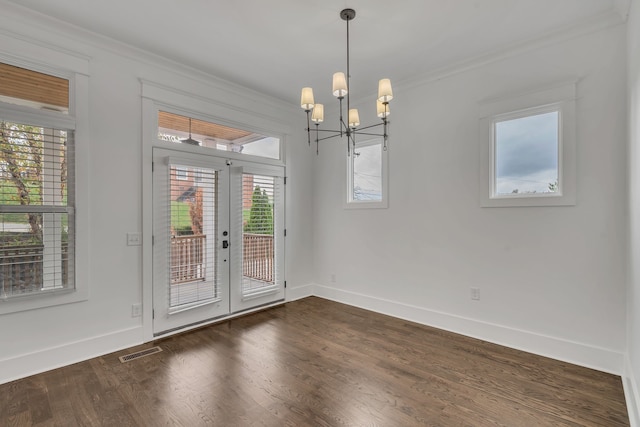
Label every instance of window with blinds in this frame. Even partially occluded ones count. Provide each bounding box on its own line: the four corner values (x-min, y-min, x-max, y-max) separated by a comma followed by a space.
0, 121, 74, 297
241, 173, 280, 297
0, 62, 75, 299
168, 164, 219, 310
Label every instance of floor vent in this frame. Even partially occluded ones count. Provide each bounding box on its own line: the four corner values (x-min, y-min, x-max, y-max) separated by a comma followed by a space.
119, 346, 162, 363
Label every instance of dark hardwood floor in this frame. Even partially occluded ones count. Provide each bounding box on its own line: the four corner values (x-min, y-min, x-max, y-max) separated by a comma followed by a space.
0, 297, 630, 426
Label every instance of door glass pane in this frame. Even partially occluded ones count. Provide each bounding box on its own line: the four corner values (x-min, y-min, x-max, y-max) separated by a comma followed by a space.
169, 164, 219, 310
0, 121, 74, 298
241, 174, 277, 296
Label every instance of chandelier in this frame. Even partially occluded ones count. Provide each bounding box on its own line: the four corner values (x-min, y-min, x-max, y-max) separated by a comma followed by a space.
300, 8, 393, 156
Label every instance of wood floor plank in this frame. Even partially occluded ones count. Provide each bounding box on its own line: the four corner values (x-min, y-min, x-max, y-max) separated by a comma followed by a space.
0, 297, 630, 426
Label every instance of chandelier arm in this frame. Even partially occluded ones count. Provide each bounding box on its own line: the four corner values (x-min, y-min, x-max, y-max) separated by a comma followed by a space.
339, 116, 351, 134
355, 122, 385, 132
315, 133, 346, 143
351, 131, 386, 137
338, 97, 344, 138
312, 129, 343, 134
383, 118, 389, 151
349, 129, 356, 157
305, 110, 311, 145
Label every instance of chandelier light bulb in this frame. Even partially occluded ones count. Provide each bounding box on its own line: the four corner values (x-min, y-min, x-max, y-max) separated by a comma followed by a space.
378, 78, 393, 103
301, 87, 315, 110
377, 100, 390, 118
311, 104, 324, 123
332, 72, 348, 98
348, 108, 360, 128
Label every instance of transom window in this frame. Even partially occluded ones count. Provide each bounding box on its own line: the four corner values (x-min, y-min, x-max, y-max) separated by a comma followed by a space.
157, 111, 280, 160
0, 62, 69, 113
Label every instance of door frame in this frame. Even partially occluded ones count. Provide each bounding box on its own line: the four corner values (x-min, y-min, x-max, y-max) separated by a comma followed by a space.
141, 85, 290, 342
151, 148, 286, 335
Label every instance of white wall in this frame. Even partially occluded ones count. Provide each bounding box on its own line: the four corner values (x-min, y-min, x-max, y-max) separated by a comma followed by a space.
313, 23, 628, 374
627, 0, 640, 423
0, 1, 632, 408
0, 3, 313, 383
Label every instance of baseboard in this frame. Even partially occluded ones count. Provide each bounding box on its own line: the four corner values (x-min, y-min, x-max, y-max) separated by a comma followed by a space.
286, 283, 315, 302
0, 326, 143, 385
624, 354, 640, 427
313, 284, 624, 375
0, 282, 317, 386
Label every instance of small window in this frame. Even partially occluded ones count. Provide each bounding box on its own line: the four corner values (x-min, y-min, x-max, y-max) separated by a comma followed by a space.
346, 139, 388, 208
157, 111, 281, 160
480, 82, 576, 207
175, 167, 188, 181
494, 109, 559, 196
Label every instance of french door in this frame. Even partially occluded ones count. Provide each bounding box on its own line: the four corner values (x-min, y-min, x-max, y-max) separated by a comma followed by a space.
152, 147, 284, 335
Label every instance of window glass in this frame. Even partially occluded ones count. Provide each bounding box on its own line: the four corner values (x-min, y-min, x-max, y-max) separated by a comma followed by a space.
352, 143, 383, 201
0, 120, 74, 298
494, 111, 559, 196
157, 111, 280, 160
347, 139, 387, 208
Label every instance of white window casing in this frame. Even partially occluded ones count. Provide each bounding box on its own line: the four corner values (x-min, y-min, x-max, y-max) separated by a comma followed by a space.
479, 81, 577, 207
0, 45, 89, 314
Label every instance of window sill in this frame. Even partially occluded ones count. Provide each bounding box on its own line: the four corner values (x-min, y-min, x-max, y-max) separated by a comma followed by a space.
481, 192, 576, 208
0, 287, 87, 315
344, 200, 389, 210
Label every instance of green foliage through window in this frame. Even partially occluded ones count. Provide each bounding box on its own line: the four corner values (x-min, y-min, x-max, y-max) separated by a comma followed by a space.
244, 186, 273, 235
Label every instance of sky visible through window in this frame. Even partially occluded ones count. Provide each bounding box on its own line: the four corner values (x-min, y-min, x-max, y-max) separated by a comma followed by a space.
241, 137, 280, 159
353, 143, 382, 201
495, 111, 558, 195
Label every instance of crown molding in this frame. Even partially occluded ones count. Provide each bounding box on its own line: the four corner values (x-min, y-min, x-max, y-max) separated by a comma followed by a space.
394, 8, 626, 94
0, 0, 297, 114
614, 0, 632, 21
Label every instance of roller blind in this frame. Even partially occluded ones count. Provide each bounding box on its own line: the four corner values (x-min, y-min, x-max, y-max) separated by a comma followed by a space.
0, 63, 69, 112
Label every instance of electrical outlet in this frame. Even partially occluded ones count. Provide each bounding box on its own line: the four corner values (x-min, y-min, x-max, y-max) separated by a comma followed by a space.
132, 303, 142, 317
331, 274, 336, 283
127, 232, 142, 246
470, 287, 480, 301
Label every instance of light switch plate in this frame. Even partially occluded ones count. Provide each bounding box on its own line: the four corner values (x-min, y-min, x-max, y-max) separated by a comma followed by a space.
127, 232, 142, 246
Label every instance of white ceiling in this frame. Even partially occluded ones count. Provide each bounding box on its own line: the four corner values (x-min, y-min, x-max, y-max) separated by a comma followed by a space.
5, 0, 626, 105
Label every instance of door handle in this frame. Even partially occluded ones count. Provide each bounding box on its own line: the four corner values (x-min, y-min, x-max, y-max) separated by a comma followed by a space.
222, 240, 229, 249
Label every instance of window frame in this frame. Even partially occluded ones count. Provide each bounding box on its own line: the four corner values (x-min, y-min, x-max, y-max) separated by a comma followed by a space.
175, 167, 188, 181
0, 53, 89, 314
345, 138, 389, 209
479, 81, 577, 208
